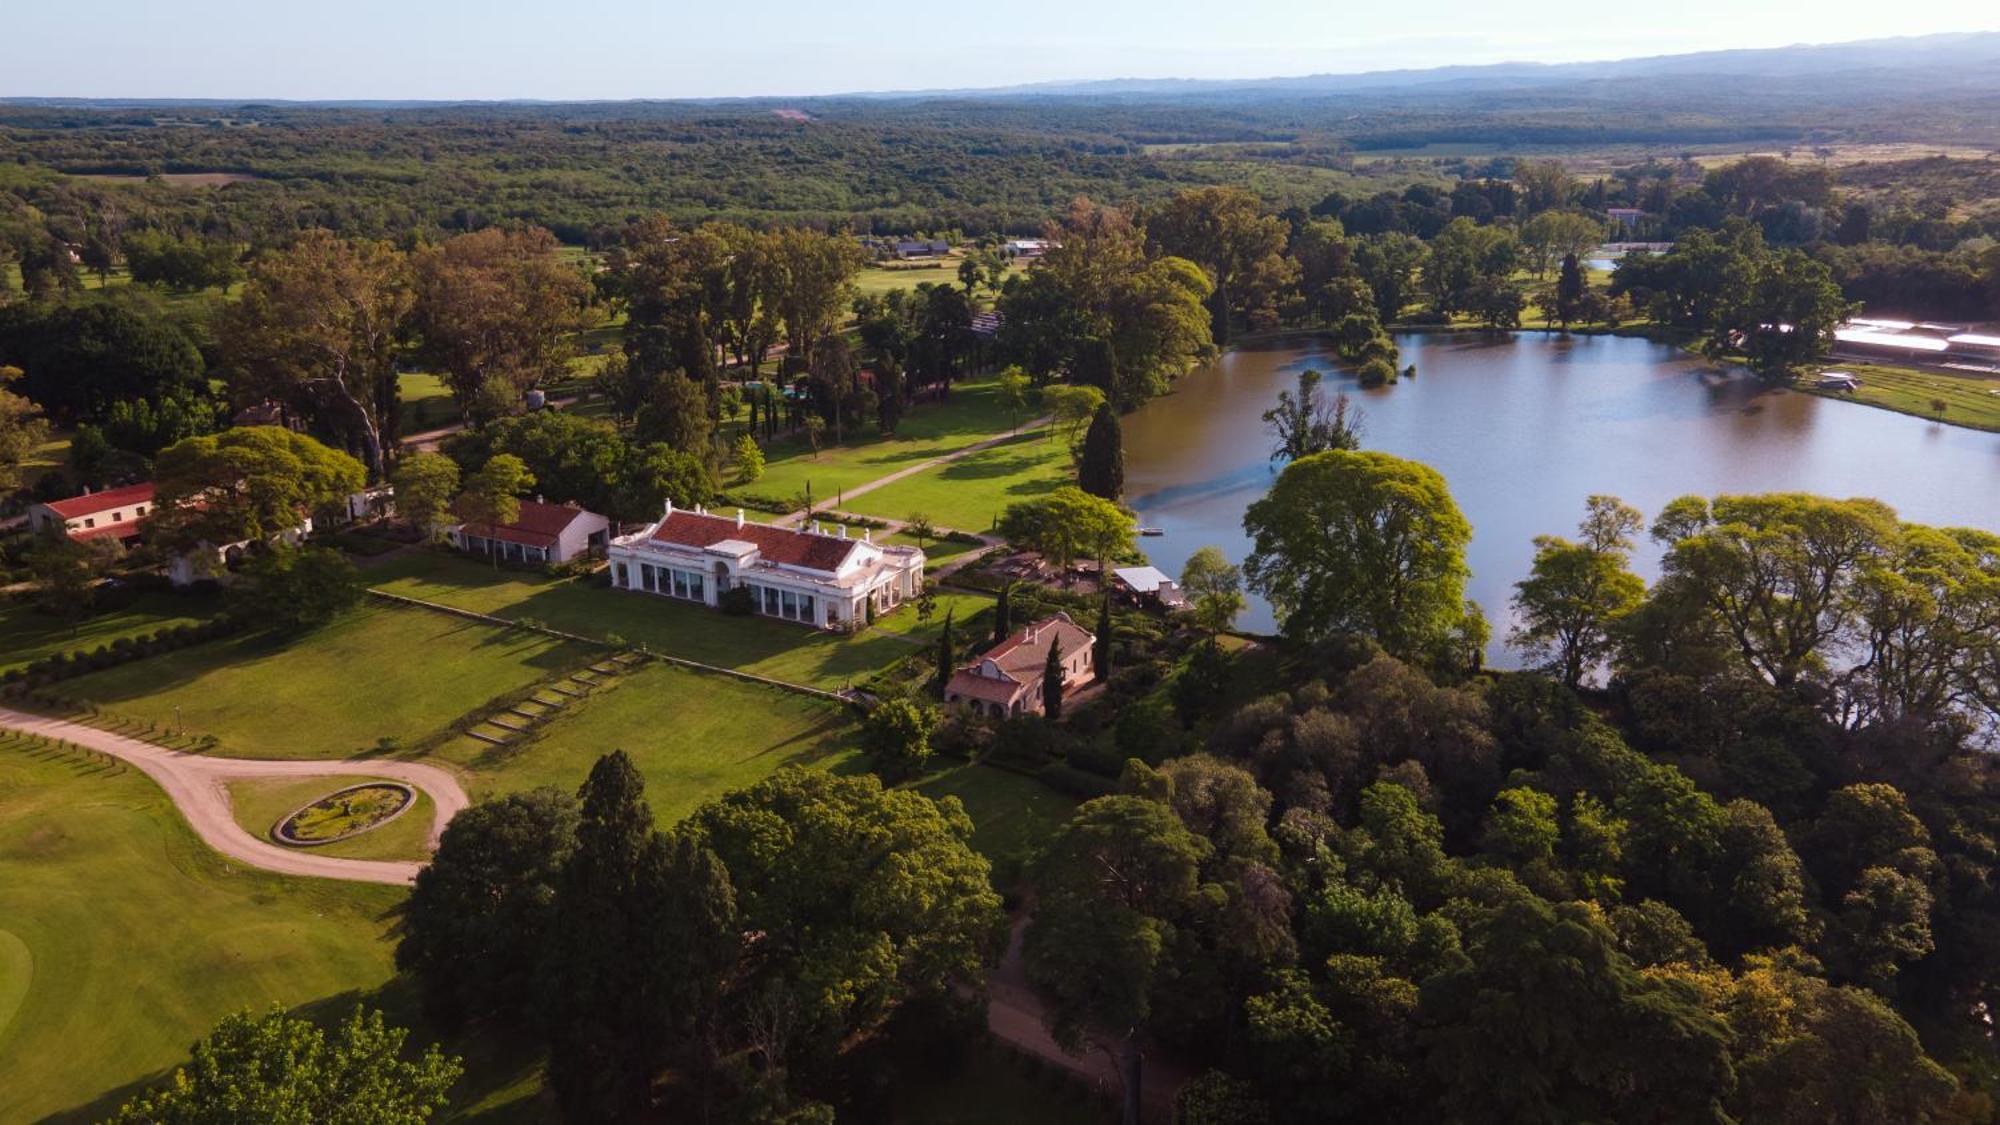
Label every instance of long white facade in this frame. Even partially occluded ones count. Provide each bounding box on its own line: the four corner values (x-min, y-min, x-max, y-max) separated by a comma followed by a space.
607, 503, 924, 631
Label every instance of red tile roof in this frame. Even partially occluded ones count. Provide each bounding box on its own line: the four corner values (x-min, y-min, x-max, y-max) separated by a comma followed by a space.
462, 500, 593, 548
68, 521, 144, 543
648, 510, 859, 573
946, 669, 1026, 705
42, 482, 156, 520
979, 613, 1093, 677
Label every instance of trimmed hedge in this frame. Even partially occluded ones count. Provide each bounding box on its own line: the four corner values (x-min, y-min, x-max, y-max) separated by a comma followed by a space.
1, 615, 248, 687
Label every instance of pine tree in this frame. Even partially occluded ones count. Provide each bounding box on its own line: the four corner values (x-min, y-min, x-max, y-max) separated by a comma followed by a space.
1043, 636, 1065, 719
1095, 597, 1114, 679
1077, 402, 1125, 501
935, 607, 956, 695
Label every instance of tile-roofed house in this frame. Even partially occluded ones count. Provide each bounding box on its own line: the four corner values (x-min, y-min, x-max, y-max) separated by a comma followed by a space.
607, 502, 924, 631
27, 482, 157, 545
944, 612, 1097, 718
450, 499, 611, 564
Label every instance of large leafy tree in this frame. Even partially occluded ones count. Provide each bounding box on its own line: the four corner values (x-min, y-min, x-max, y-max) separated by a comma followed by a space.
1026, 796, 1213, 1125
1147, 186, 1297, 343
1650, 493, 1899, 688
411, 225, 591, 422
0, 363, 49, 490
1180, 545, 1246, 635
398, 788, 579, 1027
0, 301, 206, 425
151, 426, 366, 552
112, 1007, 461, 1124
1510, 495, 1647, 689
1243, 450, 1471, 656
219, 231, 410, 479
997, 486, 1135, 575
239, 545, 361, 631
389, 451, 461, 541
685, 768, 1003, 1088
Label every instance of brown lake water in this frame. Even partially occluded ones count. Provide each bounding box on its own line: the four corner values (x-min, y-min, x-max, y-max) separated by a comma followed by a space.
1122, 331, 2000, 663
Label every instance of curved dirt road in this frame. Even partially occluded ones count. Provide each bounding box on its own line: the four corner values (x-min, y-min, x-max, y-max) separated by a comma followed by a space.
0, 706, 465, 885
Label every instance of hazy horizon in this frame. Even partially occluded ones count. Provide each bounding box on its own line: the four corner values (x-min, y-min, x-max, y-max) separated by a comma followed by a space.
7, 2, 2000, 102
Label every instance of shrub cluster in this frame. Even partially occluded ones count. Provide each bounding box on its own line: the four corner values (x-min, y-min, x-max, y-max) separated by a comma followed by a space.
1, 615, 245, 686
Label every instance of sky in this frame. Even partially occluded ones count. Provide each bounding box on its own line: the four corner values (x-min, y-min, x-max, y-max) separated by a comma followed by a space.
6, 1, 1999, 100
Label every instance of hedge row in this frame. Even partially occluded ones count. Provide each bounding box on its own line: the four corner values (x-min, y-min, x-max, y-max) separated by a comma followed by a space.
2, 615, 247, 687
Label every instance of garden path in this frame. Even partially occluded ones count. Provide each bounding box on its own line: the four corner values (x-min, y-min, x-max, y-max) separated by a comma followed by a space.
0, 706, 467, 885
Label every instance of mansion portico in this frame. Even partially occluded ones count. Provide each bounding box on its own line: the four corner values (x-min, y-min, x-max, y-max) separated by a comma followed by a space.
607, 503, 925, 631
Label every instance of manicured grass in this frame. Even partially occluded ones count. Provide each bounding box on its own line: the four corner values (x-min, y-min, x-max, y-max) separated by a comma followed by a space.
440, 661, 863, 822
1802, 362, 2000, 432
915, 763, 1077, 883
741, 374, 1051, 510
0, 737, 402, 1123
365, 552, 991, 691
60, 603, 593, 759
225, 776, 436, 862
840, 430, 1072, 533
0, 591, 226, 675
398, 371, 461, 435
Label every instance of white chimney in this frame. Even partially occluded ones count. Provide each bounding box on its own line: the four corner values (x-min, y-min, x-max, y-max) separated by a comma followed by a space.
839, 526, 848, 539
736, 508, 745, 528
663, 499, 674, 519
863, 529, 871, 544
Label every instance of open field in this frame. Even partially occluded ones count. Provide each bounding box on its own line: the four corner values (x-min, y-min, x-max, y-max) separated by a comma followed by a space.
438, 660, 862, 821
365, 552, 993, 690
736, 374, 1052, 512
58, 603, 593, 758
1805, 362, 2000, 432
839, 430, 1072, 533
0, 591, 226, 675
0, 736, 402, 1123
69, 171, 262, 187
225, 775, 437, 863
398, 370, 461, 434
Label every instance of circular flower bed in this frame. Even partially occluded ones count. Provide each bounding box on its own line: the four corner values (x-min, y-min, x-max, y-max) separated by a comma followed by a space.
271, 782, 417, 847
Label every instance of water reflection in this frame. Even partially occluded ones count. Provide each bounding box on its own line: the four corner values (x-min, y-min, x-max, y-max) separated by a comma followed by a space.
1123, 331, 2000, 664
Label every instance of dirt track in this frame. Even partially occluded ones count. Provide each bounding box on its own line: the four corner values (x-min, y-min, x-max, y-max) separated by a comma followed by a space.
0, 706, 466, 885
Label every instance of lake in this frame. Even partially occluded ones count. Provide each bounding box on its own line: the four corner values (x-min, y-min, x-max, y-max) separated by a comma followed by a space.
1122, 331, 2000, 663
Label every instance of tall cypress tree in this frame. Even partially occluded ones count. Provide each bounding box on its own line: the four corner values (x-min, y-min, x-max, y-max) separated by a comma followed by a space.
1043, 636, 1065, 719
994, 582, 1013, 644
935, 607, 956, 695
1077, 402, 1125, 501
1095, 597, 1113, 679
1555, 253, 1586, 330
545, 751, 666, 1122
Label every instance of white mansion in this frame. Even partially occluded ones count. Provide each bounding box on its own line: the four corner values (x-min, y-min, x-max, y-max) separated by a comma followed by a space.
607, 503, 925, 630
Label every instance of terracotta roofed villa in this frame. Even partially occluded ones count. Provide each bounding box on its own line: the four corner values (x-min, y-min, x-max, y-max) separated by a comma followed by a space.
945, 611, 1096, 717
27, 482, 157, 544
607, 502, 924, 630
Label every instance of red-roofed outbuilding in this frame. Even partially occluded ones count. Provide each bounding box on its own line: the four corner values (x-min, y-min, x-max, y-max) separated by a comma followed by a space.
28, 483, 157, 545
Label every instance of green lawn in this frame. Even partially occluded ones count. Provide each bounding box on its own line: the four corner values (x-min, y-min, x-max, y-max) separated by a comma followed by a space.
0, 737, 403, 1123
438, 661, 863, 823
739, 374, 1051, 511
59, 603, 594, 759
915, 763, 1077, 886
225, 776, 437, 862
839, 430, 1072, 533
0, 592, 226, 675
1803, 362, 2000, 432
399, 371, 461, 435
364, 552, 991, 691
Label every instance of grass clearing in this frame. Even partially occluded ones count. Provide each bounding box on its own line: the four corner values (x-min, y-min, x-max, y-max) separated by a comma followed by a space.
398, 370, 461, 434
839, 430, 1072, 533
0, 737, 402, 1123
892, 1039, 1110, 1124
225, 776, 436, 862
441, 661, 863, 822
915, 763, 1077, 883
59, 603, 593, 759
0, 591, 226, 675
365, 552, 992, 690
1804, 362, 2000, 432
738, 374, 1050, 510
